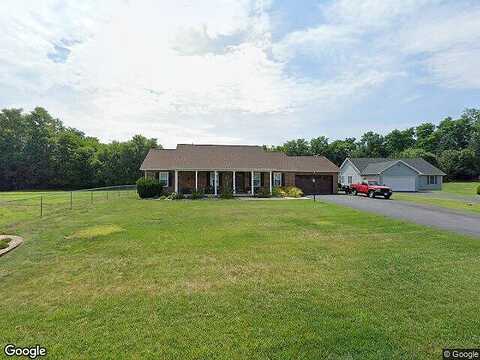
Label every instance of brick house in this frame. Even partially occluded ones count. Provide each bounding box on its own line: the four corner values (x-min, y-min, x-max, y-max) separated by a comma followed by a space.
140, 144, 339, 196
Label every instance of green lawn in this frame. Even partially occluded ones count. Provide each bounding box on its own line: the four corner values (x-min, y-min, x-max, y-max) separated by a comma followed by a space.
395, 194, 480, 215
393, 182, 480, 215
1, 194, 479, 359
442, 181, 480, 196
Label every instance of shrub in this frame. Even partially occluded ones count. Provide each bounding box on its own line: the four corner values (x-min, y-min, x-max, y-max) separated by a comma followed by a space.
191, 189, 205, 199
271, 186, 283, 197
165, 192, 176, 200
175, 192, 185, 200
220, 186, 234, 199
285, 186, 303, 198
272, 186, 287, 197
256, 187, 271, 198
136, 178, 162, 199
166, 192, 184, 200
0, 238, 11, 250
477, 185, 480, 195
271, 186, 303, 198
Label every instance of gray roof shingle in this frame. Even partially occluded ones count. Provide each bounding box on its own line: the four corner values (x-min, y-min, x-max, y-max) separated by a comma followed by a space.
348, 157, 445, 175
400, 158, 446, 175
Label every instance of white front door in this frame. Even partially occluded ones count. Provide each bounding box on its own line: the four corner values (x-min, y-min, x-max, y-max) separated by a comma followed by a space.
382, 176, 416, 192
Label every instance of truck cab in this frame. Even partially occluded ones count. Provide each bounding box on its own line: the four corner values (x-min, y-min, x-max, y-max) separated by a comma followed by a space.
350, 180, 392, 199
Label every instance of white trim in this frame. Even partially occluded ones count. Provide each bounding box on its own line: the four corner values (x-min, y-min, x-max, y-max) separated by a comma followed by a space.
253, 172, 261, 189
273, 172, 282, 187
269, 171, 272, 194
251, 171, 254, 195
174, 170, 178, 193
340, 158, 361, 174
195, 171, 198, 190
233, 171, 236, 195
159, 171, 169, 187
214, 170, 218, 196
142, 168, 339, 173
379, 160, 421, 175
339, 158, 445, 177
427, 175, 438, 185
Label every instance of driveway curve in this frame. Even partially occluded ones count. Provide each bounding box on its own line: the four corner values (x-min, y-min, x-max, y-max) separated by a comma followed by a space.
318, 195, 480, 238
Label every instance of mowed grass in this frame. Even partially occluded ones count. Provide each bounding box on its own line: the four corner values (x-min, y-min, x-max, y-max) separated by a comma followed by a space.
395, 194, 480, 214
1, 195, 479, 359
442, 181, 480, 196
394, 182, 480, 215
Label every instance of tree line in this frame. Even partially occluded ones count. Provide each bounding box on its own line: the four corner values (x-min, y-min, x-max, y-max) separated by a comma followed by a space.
269, 108, 480, 180
1, 107, 479, 191
0, 107, 157, 190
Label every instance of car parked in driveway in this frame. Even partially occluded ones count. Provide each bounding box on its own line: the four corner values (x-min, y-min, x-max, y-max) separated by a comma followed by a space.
350, 181, 393, 199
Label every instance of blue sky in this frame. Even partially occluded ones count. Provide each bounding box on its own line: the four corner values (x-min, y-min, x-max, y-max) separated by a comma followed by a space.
1, 0, 479, 147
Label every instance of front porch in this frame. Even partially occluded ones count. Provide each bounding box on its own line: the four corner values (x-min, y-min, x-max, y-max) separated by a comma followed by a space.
145, 170, 277, 196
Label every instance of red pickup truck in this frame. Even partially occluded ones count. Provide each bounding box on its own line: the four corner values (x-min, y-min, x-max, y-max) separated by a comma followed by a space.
350, 181, 393, 199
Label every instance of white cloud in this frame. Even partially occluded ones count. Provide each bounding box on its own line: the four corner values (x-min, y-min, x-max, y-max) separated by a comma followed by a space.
0, 0, 479, 146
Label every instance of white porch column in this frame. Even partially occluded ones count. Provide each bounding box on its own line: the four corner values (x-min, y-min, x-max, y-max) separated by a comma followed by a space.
269, 171, 272, 194
233, 171, 236, 195
174, 170, 178, 193
144, 171, 147, 179
195, 171, 198, 191
214, 171, 218, 196
251, 171, 254, 195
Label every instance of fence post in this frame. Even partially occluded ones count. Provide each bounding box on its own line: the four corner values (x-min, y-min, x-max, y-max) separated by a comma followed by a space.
70, 192, 73, 210
40, 196, 43, 217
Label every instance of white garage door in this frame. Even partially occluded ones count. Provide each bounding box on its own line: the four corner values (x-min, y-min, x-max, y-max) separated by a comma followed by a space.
382, 176, 416, 192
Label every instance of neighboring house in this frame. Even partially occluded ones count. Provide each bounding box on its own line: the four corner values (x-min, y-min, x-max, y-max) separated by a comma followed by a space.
140, 144, 339, 196
340, 158, 446, 192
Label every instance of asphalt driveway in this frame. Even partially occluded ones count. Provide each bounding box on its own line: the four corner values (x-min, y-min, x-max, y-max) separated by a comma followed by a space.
318, 194, 480, 238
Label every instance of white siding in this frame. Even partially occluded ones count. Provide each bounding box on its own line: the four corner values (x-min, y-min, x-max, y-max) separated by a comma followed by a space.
417, 175, 443, 190
340, 161, 362, 185
364, 175, 380, 183
381, 162, 418, 191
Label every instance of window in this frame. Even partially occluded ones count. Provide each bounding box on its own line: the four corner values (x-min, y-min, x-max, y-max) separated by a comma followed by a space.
348, 176, 353, 184
253, 172, 261, 188
159, 172, 169, 187
273, 172, 282, 187
209, 172, 219, 187
341, 176, 345, 184
427, 175, 437, 185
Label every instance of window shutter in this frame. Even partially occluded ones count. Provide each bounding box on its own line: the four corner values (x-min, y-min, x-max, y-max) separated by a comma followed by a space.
168, 171, 173, 187
281, 173, 285, 186
260, 173, 264, 187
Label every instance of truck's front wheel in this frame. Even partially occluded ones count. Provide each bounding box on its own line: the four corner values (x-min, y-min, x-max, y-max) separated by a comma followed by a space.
368, 191, 375, 198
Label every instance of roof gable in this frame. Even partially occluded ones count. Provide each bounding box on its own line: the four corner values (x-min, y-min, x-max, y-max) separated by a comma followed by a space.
347, 157, 445, 176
